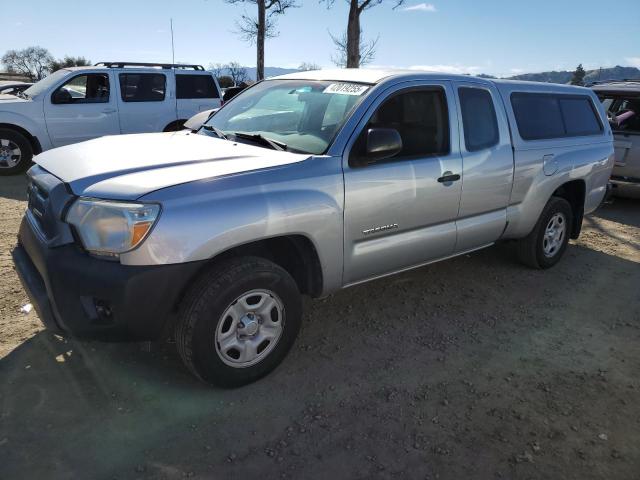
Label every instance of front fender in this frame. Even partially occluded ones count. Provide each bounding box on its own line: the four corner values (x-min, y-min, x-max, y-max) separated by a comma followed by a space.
122, 157, 345, 294
0, 108, 51, 151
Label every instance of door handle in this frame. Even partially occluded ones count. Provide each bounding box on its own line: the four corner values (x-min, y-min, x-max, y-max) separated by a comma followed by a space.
102, 108, 117, 114
437, 172, 461, 183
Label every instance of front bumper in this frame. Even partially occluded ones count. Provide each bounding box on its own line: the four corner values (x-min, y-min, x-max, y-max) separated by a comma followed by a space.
13, 217, 205, 340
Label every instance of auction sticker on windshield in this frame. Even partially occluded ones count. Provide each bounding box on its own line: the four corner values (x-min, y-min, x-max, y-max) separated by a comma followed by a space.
323, 83, 369, 95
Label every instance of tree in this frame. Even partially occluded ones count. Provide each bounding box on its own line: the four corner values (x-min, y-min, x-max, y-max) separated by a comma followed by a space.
298, 62, 321, 71
1, 46, 53, 80
226, 61, 249, 85
225, 0, 298, 81
323, 1, 404, 68
330, 30, 378, 67
209, 62, 226, 79
49, 56, 91, 73
570, 64, 586, 86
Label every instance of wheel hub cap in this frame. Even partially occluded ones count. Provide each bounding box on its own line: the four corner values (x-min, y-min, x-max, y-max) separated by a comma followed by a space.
215, 289, 285, 368
0, 139, 21, 168
543, 212, 566, 258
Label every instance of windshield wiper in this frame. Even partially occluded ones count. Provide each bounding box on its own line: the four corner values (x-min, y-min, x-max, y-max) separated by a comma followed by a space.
232, 132, 287, 151
201, 124, 229, 140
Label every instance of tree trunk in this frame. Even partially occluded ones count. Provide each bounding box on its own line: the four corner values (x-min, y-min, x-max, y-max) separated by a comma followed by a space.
346, 0, 360, 68
257, 0, 266, 81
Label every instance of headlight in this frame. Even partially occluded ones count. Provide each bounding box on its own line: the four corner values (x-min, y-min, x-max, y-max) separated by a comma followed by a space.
66, 198, 161, 256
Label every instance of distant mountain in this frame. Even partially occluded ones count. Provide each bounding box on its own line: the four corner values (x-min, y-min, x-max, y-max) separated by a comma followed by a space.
212, 66, 300, 81
506, 65, 640, 84
214, 65, 640, 85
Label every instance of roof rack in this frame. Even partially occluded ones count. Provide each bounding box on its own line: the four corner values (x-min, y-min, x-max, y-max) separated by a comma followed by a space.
95, 62, 205, 71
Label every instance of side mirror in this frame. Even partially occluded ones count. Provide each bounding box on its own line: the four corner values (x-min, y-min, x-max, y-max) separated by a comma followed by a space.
366, 128, 402, 161
52, 88, 72, 104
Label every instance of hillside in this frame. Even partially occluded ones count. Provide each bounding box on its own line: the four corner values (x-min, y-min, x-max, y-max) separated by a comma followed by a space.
506, 65, 640, 84
217, 65, 640, 85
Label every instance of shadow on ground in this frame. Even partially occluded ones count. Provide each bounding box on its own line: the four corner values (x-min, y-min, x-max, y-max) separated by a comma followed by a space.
2, 235, 639, 479
0, 174, 28, 201
593, 197, 640, 229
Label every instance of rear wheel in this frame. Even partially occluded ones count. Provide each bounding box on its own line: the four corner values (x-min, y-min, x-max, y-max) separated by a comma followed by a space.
0, 128, 33, 176
175, 256, 302, 387
517, 196, 573, 269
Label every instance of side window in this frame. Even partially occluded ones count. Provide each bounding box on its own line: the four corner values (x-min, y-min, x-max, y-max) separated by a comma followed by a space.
512, 93, 603, 140
119, 73, 166, 102
559, 97, 602, 136
176, 74, 219, 99
511, 93, 565, 140
459, 87, 499, 151
51, 74, 110, 104
351, 88, 450, 164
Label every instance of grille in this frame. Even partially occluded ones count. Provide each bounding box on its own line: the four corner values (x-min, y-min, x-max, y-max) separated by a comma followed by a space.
25, 166, 74, 245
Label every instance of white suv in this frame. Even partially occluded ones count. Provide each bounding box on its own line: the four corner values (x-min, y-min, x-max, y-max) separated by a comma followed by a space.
0, 62, 222, 175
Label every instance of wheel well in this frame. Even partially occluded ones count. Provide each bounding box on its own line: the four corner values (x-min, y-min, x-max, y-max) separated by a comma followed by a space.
552, 180, 585, 239
216, 236, 324, 297
163, 120, 186, 132
0, 123, 42, 154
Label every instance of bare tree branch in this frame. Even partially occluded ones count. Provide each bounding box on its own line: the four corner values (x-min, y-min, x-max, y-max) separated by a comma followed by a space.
226, 61, 249, 85
320, 0, 403, 68
330, 30, 378, 67
225, 0, 298, 80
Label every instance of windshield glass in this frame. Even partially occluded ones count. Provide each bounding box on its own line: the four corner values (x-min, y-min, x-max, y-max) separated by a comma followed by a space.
23, 69, 70, 98
202, 79, 371, 154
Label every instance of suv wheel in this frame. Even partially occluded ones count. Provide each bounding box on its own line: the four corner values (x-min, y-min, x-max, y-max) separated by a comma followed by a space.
517, 196, 573, 269
176, 256, 302, 387
0, 128, 33, 176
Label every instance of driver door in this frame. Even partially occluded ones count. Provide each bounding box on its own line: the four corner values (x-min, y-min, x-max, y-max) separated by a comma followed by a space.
342, 82, 463, 285
44, 71, 120, 147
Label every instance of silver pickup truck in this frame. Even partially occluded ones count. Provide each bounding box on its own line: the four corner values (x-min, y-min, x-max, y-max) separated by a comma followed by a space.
13, 69, 614, 386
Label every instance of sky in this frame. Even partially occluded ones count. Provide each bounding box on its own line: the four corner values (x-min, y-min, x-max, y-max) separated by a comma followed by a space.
4, 0, 640, 77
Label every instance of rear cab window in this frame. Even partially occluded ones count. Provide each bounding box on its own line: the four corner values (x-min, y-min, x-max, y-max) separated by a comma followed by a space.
511, 92, 603, 140
119, 73, 166, 102
176, 74, 220, 99
458, 87, 499, 151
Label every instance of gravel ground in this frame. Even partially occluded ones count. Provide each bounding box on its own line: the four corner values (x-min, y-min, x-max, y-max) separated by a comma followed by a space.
1, 173, 639, 480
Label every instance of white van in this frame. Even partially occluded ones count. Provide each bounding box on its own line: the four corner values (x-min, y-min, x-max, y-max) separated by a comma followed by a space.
0, 62, 222, 174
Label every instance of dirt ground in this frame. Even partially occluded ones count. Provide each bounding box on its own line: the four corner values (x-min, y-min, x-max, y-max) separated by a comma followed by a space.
1, 173, 639, 480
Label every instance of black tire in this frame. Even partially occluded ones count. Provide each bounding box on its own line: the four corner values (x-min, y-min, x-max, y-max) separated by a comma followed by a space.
517, 196, 573, 269
176, 256, 302, 387
0, 128, 33, 176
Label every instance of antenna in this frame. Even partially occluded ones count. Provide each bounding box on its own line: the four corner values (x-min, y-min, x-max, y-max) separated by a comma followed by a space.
170, 18, 176, 65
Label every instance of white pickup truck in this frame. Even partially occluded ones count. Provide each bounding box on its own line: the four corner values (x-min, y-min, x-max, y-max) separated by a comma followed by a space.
0, 62, 222, 175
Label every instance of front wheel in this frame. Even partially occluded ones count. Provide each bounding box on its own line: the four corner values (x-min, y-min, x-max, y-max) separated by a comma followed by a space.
517, 197, 573, 269
175, 256, 302, 387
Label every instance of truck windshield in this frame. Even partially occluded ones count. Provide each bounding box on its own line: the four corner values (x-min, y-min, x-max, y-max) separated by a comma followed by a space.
202, 79, 371, 154
23, 69, 70, 98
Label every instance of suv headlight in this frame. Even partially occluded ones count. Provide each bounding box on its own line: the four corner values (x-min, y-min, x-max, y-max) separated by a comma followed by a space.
66, 198, 161, 256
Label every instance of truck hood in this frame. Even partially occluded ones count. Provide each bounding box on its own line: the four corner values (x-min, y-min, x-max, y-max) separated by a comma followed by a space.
35, 132, 311, 200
